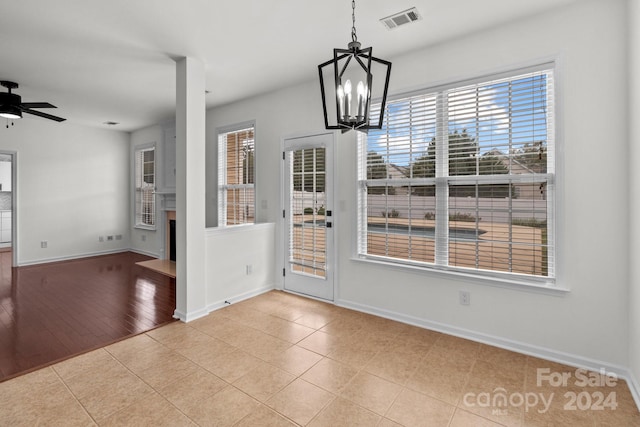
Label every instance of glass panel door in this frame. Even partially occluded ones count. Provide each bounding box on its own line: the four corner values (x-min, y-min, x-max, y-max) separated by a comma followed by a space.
283, 133, 334, 300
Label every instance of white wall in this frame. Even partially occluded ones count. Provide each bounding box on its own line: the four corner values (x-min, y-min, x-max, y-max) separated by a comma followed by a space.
0, 119, 130, 265
338, 0, 630, 367
204, 82, 320, 315
205, 81, 324, 228
207, 0, 631, 373
205, 223, 275, 309
628, 0, 640, 399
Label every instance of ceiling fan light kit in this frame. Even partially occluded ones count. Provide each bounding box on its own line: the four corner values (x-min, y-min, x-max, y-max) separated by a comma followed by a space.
0, 105, 22, 120
0, 80, 66, 127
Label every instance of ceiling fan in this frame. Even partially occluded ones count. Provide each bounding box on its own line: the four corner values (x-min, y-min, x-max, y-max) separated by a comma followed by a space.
0, 80, 66, 125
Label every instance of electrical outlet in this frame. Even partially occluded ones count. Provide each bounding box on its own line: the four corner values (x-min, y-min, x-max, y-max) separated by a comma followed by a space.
41, 241, 48, 249
115, 234, 122, 240
459, 290, 471, 306
99, 236, 104, 242
107, 235, 114, 241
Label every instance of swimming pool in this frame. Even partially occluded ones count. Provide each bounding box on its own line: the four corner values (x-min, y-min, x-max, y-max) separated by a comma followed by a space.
367, 223, 484, 239
301, 220, 484, 240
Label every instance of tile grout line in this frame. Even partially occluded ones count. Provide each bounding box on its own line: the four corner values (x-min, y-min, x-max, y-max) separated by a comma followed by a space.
100, 335, 205, 426
64, 293, 640, 425
50, 364, 100, 426
223, 303, 347, 425
139, 322, 311, 426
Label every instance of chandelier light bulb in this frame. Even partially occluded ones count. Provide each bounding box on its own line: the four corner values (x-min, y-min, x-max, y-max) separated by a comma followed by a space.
337, 85, 345, 118
344, 80, 352, 118
357, 81, 365, 118
344, 79, 352, 95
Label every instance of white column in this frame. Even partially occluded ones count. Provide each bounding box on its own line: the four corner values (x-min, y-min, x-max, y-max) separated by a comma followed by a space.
174, 57, 207, 321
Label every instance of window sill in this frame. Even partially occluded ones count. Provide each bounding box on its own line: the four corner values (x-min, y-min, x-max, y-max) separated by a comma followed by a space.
134, 224, 156, 231
206, 222, 273, 236
351, 255, 569, 296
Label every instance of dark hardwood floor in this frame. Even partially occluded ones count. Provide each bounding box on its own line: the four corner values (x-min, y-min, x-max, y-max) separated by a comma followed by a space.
0, 251, 176, 382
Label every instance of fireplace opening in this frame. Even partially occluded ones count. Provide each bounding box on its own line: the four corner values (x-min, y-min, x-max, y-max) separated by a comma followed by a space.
166, 210, 176, 262
169, 219, 176, 261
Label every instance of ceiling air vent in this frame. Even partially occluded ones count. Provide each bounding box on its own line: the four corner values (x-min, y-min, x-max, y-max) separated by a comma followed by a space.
380, 7, 422, 30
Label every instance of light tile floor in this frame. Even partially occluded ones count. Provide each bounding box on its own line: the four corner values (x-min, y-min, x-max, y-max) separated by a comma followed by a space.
1, 290, 638, 426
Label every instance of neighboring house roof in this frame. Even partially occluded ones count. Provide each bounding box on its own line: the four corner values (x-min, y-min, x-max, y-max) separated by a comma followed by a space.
387, 163, 409, 179
482, 149, 538, 174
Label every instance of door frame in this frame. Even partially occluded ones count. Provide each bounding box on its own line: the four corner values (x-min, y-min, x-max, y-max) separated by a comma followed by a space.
279, 130, 337, 301
0, 150, 17, 267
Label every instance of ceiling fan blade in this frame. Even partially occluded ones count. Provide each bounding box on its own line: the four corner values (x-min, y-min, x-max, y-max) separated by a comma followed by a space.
21, 108, 66, 122
21, 102, 57, 109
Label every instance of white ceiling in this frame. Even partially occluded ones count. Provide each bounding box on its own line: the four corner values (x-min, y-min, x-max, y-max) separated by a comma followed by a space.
1, 0, 578, 132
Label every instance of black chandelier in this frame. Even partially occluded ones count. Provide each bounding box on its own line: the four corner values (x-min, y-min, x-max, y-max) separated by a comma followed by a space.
318, 0, 391, 131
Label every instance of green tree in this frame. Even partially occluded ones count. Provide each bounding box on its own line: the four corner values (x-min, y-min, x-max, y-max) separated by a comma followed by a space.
411, 129, 480, 179
367, 151, 387, 179
366, 151, 395, 195
512, 141, 547, 173
409, 129, 510, 197
449, 129, 478, 176
411, 139, 436, 179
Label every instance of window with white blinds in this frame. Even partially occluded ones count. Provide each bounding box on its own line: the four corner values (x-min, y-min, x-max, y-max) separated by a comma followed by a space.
358, 64, 555, 283
218, 125, 255, 226
134, 146, 155, 228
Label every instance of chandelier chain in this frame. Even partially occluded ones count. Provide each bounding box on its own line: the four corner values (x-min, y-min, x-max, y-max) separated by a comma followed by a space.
351, 0, 357, 42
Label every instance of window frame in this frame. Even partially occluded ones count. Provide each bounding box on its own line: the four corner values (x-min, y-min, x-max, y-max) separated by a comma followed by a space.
217, 122, 256, 227
356, 63, 558, 289
133, 143, 156, 230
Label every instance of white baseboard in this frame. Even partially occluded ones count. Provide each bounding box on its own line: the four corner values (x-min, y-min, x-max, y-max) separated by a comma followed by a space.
17, 248, 129, 266
627, 370, 640, 413
336, 297, 640, 411
173, 307, 209, 323
173, 285, 275, 323
129, 248, 161, 258
206, 285, 275, 313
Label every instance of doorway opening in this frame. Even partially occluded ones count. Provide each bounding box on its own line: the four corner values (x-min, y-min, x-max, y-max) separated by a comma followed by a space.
0, 152, 15, 267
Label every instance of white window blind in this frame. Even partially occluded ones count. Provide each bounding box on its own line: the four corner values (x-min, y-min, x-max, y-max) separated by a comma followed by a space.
358, 65, 555, 282
218, 125, 255, 226
135, 147, 155, 227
